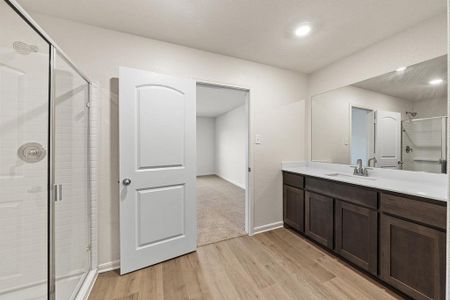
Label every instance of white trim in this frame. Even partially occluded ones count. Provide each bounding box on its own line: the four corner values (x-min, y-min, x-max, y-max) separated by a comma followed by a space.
98, 260, 120, 273
252, 221, 284, 235
75, 269, 98, 300
215, 174, 246, 190
196, 173, 216, 176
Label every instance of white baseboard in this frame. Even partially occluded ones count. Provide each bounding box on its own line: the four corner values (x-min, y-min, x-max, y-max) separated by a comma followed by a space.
98, 260, 120, 273
196, 172, 216, 177
215, 174, 246, 189
76, 269, 98, 300
252, 221, 284, 235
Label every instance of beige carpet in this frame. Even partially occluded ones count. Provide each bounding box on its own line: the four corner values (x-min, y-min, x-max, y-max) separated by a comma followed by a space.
197, 175, 246, 246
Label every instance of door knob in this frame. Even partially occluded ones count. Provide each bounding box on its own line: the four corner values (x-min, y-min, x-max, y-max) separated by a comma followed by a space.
122, 178, 131, 186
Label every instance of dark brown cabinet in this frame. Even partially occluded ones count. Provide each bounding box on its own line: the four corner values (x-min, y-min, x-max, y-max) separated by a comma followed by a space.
335, 199, 377, 275
380, 192, 447, 300
305, 191, 334, 249
380, 214, 446, 300
283, 172, 447, 300
283, 185, 304, 232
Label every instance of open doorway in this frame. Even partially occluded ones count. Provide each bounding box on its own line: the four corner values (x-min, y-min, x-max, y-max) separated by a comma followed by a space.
351, 106, 374, 166
196, 83, 249, 246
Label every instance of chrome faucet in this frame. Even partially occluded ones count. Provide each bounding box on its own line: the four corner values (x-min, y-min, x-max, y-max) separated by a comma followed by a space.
368, 157, 377, 167
351, 158, 371, 176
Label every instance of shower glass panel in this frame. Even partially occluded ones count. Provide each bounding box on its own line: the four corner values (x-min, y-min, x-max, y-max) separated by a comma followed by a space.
53, 51, 90, 299
402, 117, 448, 173
0, 1, 50, 299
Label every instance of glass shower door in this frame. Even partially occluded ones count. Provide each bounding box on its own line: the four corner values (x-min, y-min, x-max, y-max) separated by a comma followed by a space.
0, 1, 50, 299
53, 51, 90, 299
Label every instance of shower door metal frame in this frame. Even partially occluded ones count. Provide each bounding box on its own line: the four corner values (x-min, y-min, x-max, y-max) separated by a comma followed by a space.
50, 48, 93, 300
3, 1, 94, 299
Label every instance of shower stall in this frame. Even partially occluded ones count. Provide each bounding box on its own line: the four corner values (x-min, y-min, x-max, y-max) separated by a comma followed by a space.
0, 1, 93, 299
401, 116, 448, 173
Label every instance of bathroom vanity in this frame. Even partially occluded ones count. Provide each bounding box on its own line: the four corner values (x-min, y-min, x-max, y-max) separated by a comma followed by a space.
282, 163, 447, 300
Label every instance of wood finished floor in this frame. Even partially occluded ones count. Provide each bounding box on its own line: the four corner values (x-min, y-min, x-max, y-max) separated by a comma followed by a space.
89, 228, 403, 300
197, 175, 246, 246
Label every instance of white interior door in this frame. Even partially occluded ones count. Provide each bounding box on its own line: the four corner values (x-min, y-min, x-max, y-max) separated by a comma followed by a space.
119, 67, 196, 274
375, 110, 401, 169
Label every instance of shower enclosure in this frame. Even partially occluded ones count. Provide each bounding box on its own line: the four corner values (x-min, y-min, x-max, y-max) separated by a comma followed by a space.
401, 116, 448, 173
0, 1, 92, 299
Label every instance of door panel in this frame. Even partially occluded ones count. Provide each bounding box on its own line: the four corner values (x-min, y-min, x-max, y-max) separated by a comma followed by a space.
305, 191, 334, 249
53, 51, 91, 300
380, 214, 446, 300
136, 185, 185, 247
335, 200, 377, 275
119, 67, 196, 274
136, 85, 185, 168
283, 184, 304, 232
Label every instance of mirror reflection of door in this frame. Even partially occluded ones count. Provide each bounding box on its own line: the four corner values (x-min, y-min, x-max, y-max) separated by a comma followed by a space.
351, 107, 374, 166
374, 111, 401, 169
351, 108, 401, 169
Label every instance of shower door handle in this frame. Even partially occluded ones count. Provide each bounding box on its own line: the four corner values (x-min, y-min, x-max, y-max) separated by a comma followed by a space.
54, 184, 63, 201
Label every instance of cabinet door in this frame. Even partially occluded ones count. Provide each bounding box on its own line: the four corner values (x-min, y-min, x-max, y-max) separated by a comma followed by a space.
283, 185, 304, 232
305, 191, 333, 249
335, 200, 377, 275
380, 214, 446, 300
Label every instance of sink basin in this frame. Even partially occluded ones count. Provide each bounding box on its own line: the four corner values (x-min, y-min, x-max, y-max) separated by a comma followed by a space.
325, 173, 376, 181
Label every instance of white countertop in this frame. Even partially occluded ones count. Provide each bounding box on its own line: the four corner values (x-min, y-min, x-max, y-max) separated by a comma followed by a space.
282, 161, 448, 203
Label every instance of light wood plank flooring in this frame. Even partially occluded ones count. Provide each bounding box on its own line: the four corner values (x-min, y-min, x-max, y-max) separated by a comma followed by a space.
197, 175, 246, 246
89, 228, 403, 300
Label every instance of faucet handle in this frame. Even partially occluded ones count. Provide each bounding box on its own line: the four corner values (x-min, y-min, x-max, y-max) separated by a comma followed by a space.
363, 167, 373, 176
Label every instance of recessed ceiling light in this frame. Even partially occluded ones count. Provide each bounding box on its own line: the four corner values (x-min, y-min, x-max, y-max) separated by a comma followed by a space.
429, 78, 444, 85
396, 66, 407, 72
294, 24, 312, 38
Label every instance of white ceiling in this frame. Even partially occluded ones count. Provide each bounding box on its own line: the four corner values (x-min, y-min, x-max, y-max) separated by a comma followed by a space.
353, 55, 448, 102
18, 0, 446, 73
196, 84, 247, 117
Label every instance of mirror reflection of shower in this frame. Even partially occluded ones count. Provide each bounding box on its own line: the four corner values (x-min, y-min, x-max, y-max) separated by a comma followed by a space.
401, 116, 447, 174
405, 111, 418, 119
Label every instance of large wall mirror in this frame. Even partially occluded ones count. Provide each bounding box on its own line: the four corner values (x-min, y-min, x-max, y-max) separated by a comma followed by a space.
311, 55, 448, 173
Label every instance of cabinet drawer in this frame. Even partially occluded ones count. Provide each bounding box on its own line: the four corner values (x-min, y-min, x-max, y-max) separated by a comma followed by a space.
283, 172, 304, 189
381, 193, 446, 230
305, 177, 377, 209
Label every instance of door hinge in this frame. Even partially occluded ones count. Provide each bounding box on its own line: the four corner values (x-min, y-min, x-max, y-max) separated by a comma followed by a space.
248, 167, 251, 172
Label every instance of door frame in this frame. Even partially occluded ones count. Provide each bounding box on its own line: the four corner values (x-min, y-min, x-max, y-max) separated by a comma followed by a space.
195, 80, 254, 235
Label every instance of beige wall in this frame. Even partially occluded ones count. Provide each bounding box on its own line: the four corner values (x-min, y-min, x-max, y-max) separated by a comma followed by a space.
30, 13, 308, 266
311, 86, 412, 164
307, 13, 448, 160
